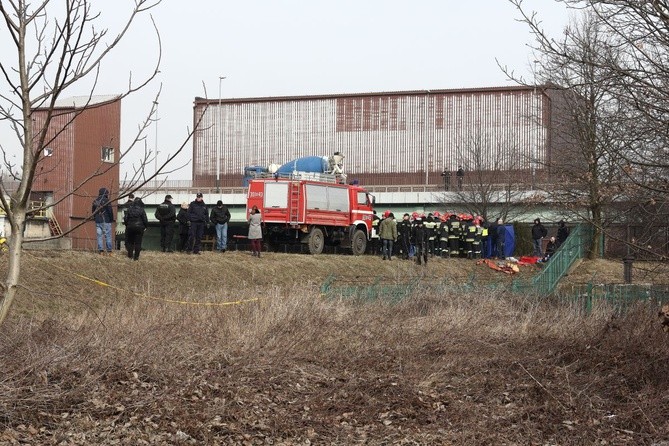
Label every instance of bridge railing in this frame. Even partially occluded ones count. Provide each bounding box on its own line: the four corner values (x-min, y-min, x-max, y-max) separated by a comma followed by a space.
121, 180, 545, 195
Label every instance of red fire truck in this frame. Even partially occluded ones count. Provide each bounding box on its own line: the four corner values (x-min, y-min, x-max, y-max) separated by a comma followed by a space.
246, 174, 375, 254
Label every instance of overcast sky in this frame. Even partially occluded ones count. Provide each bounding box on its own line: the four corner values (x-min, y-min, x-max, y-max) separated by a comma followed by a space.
2, 0, 574, 181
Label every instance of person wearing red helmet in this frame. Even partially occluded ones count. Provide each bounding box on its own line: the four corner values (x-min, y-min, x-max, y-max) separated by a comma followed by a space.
438, 214, 450, 258
425, 213, 438, 258
473, 217, 484, 259
463, 215, 476, 259
447, 213, 462, 258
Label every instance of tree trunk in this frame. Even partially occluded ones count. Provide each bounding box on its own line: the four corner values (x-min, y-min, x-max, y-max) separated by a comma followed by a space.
588, 204, 602, 260
0, 214, 25, 325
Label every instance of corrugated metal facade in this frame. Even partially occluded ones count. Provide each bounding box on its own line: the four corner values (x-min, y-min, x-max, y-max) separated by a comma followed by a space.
192, 86, 554, 187
32, 98, 121, 250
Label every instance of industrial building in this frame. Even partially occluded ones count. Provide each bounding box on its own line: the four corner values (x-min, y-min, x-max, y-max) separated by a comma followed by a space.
192, 86, 570, 188
30, 95, 121, 249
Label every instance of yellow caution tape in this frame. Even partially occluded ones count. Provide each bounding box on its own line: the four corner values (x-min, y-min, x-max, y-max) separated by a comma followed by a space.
26, 251, 260, 307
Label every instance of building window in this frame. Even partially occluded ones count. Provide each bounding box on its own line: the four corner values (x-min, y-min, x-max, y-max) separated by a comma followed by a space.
43, 147, 53, 157
101, 146, 114, 163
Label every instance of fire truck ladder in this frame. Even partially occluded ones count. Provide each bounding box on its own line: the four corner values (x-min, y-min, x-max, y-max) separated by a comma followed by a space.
289, 181, 300, 224
46, 209, 63, 236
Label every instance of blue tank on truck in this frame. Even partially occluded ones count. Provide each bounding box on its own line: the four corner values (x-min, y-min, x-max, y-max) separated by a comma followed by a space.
276, 156, 329, 175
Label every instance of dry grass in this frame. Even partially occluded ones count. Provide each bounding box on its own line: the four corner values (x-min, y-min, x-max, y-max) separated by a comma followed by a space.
0, 251, 668, 445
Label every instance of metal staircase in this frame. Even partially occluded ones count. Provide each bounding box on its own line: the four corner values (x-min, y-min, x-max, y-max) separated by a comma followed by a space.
46, 209, 63, 236
513, 224, 594, 295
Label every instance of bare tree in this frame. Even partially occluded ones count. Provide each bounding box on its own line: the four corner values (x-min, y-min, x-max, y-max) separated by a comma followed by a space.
0, 0, 196, 325
507, 1, 669, 262
445, 131, 530, 224
505, 5, 633, 258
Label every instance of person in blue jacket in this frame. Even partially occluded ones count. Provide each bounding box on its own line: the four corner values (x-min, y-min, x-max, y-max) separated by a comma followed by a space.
91, 187, 114, 254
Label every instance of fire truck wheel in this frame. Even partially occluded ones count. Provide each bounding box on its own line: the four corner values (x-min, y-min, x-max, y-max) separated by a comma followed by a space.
308, 227, 325, 255
351, 229, 367, 256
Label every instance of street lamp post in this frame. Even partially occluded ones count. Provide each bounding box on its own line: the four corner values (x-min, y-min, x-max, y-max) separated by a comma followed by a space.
532, 60, 539, 190
217, 76, 226, 192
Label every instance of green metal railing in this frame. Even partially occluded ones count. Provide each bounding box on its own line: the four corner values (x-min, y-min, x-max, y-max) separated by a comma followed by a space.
559, 282, 669, 314
320, 226, 666, 314
320, 274, 420, 302
513, 224, 594, 295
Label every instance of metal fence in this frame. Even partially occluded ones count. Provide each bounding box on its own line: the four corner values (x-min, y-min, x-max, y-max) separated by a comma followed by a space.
557, 282, 669, 314
320, 274, 421, 302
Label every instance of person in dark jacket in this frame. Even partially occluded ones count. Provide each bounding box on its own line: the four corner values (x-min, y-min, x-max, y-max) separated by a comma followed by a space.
412, 218, 428, 266
210, 200, 231, 252
154, 194, 177, 252
556, 220, 570, 248
495, 218, 506, 260
92, 187, 114, 254
370, 210, 381, 254
456, 166, 465, 191
117, 193, 134, 251
397, 213, 412, 260
531, 218, 548, 257
187, 193, 209, 254
424, 213, 438, 257
121, 193, 134, 217
176, 202, 190, 252
542, 236, 557, 262
447, 214, 462, 258
123, 197, 148, 260
488, 218, 498, 258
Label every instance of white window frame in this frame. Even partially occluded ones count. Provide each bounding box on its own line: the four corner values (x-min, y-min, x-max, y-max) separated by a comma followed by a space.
101, 146, 114, 163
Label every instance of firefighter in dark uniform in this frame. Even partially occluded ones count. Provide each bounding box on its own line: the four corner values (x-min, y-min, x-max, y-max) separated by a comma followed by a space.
463, 215, 476, 259
473, 217, 483, 259
412, 217, 428, 266
447, 213, 461, 258
480, 217, 489, 258
432, 211, 442, 256
439, 214, 450, 258
370, 210, 380, 254
397, 213, 412, 260
424, 213, 438, 257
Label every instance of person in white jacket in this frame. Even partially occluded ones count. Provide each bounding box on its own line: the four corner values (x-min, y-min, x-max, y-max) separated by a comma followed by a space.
248, 205, 263, 257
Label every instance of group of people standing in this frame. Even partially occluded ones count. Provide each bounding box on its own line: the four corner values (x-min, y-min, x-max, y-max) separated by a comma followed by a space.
92, 189, 261, 261
156, 193, 232, 256
372, 211, 571, 265
92, 187, 571, 264
116, 192, 262, 260
112, 192, 225, 260
372, 211, 500, 266
532, 218, 570, 262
